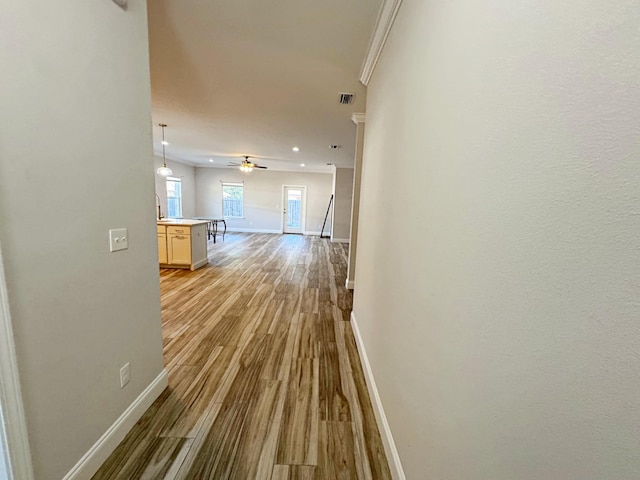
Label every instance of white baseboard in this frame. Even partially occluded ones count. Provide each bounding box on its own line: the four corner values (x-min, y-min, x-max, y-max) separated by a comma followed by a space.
192, 258, 209, 270
225, 228, 329, 236
350, 312, 406, 480
345, 279, 355, 289
226, 227, 282, 234
331, 238, 350, 243
62, 369, 169, 480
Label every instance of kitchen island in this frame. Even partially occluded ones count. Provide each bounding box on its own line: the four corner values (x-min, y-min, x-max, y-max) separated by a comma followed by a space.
157, 219, 209, 270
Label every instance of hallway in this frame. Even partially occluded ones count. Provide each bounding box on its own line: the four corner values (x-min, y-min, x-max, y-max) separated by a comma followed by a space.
93, 233, 391, 479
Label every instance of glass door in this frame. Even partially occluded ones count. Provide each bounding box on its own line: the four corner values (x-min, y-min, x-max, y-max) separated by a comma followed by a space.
283, 186, 305, 234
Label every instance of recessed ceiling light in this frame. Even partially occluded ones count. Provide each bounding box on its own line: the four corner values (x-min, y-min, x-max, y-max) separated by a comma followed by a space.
209, 159, 214, 163
292, 146, 300, 152
300, 163, 305, 167
162, 140, 169, 146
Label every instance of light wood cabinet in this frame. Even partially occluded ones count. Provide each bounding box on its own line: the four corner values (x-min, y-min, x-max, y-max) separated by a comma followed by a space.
157, 232, 167, 264
168, 233, 191, 265
157, 221, 208, 271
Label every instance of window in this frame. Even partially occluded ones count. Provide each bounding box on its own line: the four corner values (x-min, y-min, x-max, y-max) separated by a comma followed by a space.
222, 182, 243, 218
166, 177, 182, 218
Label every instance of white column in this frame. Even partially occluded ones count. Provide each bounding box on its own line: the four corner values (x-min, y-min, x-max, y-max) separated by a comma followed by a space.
346, 113, 365, 289
331, 167, 355, 243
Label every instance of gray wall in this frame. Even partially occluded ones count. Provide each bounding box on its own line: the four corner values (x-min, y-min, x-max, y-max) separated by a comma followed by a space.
354, 0, 640, 478
331, 167, 354, 242
154, 156, 196, 218
195, 167, 333, 234
0, 1, 165, 478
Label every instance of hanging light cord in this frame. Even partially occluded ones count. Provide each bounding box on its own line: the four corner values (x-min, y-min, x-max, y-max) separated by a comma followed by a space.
160, 123, 167, 168
156, 123, 173, 177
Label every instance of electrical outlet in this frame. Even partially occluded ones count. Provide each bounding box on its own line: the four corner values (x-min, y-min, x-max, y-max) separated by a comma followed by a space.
109, 228, 128, 252
120, 362, 131, 388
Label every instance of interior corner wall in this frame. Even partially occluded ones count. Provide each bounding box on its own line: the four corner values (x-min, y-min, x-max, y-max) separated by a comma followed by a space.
353, 1, 640, 479
331, 168, 354, 242
154, 157, 196, 218
194, 167, 333, 234
0, 1, 165, 478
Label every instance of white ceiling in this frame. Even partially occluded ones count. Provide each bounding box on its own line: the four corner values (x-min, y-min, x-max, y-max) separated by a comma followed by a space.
147, 0, 382, 173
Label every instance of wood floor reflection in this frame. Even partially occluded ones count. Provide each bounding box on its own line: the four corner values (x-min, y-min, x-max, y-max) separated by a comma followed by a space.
92, 233, 392, 480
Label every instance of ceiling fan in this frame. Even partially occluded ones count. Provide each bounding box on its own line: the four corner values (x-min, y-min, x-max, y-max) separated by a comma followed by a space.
228, 156, 267, 172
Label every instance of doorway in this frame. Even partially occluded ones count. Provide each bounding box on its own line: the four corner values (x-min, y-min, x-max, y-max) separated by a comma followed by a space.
282, 186, 306, 234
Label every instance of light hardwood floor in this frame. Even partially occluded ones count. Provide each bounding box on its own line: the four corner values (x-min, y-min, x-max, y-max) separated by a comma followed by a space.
92, 233, 392, 480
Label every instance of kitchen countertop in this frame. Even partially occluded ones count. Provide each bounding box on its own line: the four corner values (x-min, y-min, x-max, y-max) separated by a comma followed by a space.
156, 219, 209, 226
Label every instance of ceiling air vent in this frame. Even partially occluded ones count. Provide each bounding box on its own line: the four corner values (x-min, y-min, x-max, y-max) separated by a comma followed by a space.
329, 144, 342, 150
339, 92, 354, 105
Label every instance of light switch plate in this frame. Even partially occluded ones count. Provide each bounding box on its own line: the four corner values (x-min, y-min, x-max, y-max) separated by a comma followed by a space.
120, 362, 131, 388
109, 228, 128, 252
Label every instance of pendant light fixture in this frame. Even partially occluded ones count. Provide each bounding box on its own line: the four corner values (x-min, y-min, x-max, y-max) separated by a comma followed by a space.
156, 123, 173, 177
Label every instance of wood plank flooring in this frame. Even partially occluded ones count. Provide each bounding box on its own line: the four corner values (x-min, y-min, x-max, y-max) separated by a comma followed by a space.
92, 233, 391, 480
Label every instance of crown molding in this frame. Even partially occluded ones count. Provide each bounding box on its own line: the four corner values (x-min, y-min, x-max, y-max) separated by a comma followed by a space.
359, 0, 404, 86
351, 113, 366, 125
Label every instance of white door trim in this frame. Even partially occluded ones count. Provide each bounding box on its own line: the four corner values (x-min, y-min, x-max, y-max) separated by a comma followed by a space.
281, 185, 307, 234
0, 241, 35, 480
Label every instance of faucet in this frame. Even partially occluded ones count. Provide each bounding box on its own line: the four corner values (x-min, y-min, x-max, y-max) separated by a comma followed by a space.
155, 194, 164, 220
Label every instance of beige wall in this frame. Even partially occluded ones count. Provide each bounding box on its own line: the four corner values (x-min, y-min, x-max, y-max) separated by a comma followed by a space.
0, 1, 165, 478
331, 168, 354, 242
154, 156, 196, 218
195, 167, 333, 234
354, 0, 640, 478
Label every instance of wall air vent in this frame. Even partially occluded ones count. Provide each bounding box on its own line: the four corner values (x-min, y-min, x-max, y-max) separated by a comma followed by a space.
329, 144, 342, 150
338, 93, 354, 105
